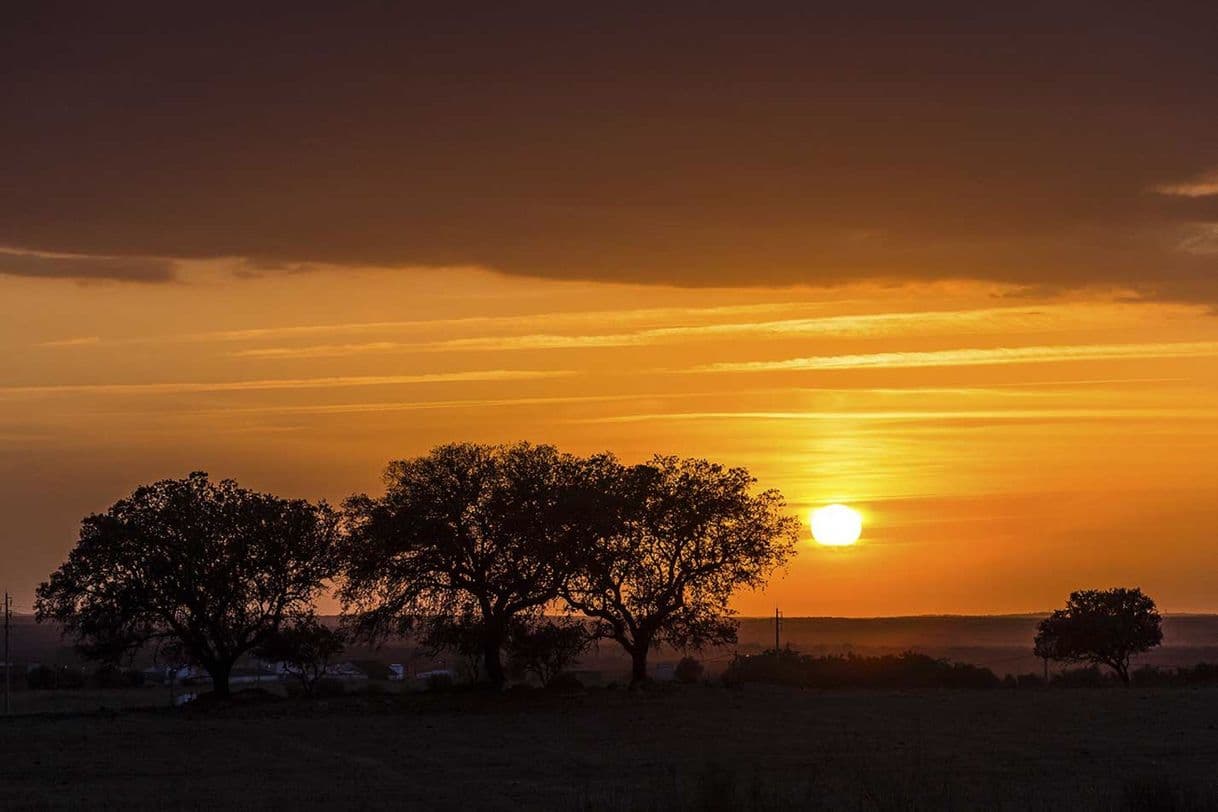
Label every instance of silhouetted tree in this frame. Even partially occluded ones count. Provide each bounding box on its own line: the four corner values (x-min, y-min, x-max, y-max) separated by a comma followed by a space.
341, 443, 611, 688
1033, 587, 1163, 685
34, 472, 340, 697
256, 617, 347, 696
507, 619, 592, 686
563, 456, 800, 686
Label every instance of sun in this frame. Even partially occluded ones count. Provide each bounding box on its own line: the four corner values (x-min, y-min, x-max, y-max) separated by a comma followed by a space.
810, 504, 863, 546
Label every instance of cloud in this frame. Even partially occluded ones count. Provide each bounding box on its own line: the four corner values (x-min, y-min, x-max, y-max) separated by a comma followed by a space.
580, 408, 1218, 424
689, 342, 1218, 374
0, 370, 571, 398
223, 304, 1179, 359
1177, 225, 1218, 256
0, 249, 175, 283
3, 5, 1218, 298
36, 303, 812, 348
1155, 172, 1218, 198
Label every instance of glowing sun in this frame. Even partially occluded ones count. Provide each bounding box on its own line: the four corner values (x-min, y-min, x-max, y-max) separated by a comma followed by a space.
810, 504, 863, 546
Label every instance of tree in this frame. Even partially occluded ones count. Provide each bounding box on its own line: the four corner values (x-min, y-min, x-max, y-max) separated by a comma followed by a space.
507, 619, 592, 686
35, 472, 340, 698
341, 443, 611, 688
1033, 587, 1163, 685
563, 456, 800, 686
256, 617, 347, 696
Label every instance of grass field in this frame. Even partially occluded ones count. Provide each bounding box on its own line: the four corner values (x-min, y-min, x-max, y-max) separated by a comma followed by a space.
3, 685, 1218, 810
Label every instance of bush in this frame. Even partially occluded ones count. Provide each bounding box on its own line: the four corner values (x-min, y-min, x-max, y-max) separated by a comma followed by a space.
25, 665, 87, 690
426, 672, 454, 692
723, 649, 1000, 690
90, 664, 145, 689
348, 659, 392, 681
1051, 666, 1111, 688
315, 677, 347, 697
544, 672, 584, 693
674, 656, 705, 684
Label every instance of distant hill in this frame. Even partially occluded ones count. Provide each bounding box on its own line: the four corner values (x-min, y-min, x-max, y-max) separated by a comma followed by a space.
10, 613, 1218, 678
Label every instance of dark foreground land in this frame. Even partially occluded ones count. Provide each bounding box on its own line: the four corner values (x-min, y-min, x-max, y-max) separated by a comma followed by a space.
3, 686, 1218, 810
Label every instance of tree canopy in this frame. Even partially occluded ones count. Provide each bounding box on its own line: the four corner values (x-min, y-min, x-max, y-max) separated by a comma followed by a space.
35, 472, 340, 696
1033, 587, 1163, 685
563, 455, 801, 685
340, 443, 613, 687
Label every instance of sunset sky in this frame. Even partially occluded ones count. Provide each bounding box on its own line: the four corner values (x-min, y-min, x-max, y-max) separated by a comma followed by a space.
3, 3, 1217, 616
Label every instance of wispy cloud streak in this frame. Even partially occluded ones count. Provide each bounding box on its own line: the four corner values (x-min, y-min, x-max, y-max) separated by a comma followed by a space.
689, 342, 1218, 374
0, 370, 569, 398
226, 304, 1176, 359
582, 409, 1218, 424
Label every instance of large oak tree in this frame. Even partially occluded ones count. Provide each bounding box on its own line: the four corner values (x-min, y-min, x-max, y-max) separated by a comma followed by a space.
35, 472, 340, 697
564, 456, 800, 686
341, 443, 611, 688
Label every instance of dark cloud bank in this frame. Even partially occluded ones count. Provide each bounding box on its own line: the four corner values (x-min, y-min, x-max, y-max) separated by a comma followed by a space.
2, 2, 1217, 297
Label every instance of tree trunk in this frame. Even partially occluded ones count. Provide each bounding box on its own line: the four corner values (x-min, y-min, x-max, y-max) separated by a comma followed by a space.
629, 644, 650, 688
483, 633, 507, 689
208, 660, 233, 698
1116, 663, 1130, 686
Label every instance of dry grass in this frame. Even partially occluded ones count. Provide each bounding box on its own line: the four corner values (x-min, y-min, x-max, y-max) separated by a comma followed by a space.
2, 685, 1217, 810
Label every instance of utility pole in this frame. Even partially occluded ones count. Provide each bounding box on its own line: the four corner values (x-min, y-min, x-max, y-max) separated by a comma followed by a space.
774, 606, 781, 653
4, 592, 11, 716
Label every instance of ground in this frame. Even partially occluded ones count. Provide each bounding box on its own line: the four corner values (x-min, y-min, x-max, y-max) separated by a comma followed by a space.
3, 685, 1218, 810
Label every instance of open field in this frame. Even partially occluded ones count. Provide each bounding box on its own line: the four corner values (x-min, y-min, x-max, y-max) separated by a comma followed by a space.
3, 685, 1218, 810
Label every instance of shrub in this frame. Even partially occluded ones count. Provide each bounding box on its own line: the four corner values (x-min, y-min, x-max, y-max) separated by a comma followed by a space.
545, 672, 584, 693
426, 672, 454, 692
1051, 665, 1111, 688
674, 656, 705, 684
26, 665, 87, 690
723, 650, 1000, 690
1015, 673, 1045, 689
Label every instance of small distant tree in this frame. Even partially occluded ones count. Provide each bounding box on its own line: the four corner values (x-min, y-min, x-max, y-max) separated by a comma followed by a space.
564, 456, 800, 687
35, 473, 340, 697
507, 619, 592, 686
1034, 587, 1163, 685
341, 443, 612, 688
256, 617, 347, 696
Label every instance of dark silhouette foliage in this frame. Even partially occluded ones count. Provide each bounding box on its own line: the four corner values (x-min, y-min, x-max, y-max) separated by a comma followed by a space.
255, 617, 347, 696
341, 443, 615, 688
1034, 587, 1163, 685
674, 656, 705, 684
507, 619, 592, 686
724, 649, 1001, 690
34, 472, 341, 697
25, 665, 86, 691
563, 455, 800, 686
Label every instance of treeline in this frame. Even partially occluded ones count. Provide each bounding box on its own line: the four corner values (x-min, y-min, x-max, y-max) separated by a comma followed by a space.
726, 649, 1002, 690
36, 443, 801, 696
722, 651, 1218, 691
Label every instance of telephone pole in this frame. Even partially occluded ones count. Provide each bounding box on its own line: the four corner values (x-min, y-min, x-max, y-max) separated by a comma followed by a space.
774, 606, 781, 653
4, 592, 11, 716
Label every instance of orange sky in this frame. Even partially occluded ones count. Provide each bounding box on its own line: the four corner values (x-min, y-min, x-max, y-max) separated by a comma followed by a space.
4, 5, 1218, 617
3, 265, 1217, 616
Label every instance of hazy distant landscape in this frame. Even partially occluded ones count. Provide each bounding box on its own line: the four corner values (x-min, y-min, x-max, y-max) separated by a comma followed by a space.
10, 613, 1218, 684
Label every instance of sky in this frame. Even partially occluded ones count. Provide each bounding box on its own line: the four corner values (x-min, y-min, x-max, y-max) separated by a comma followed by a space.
2, 3, 1217, 616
